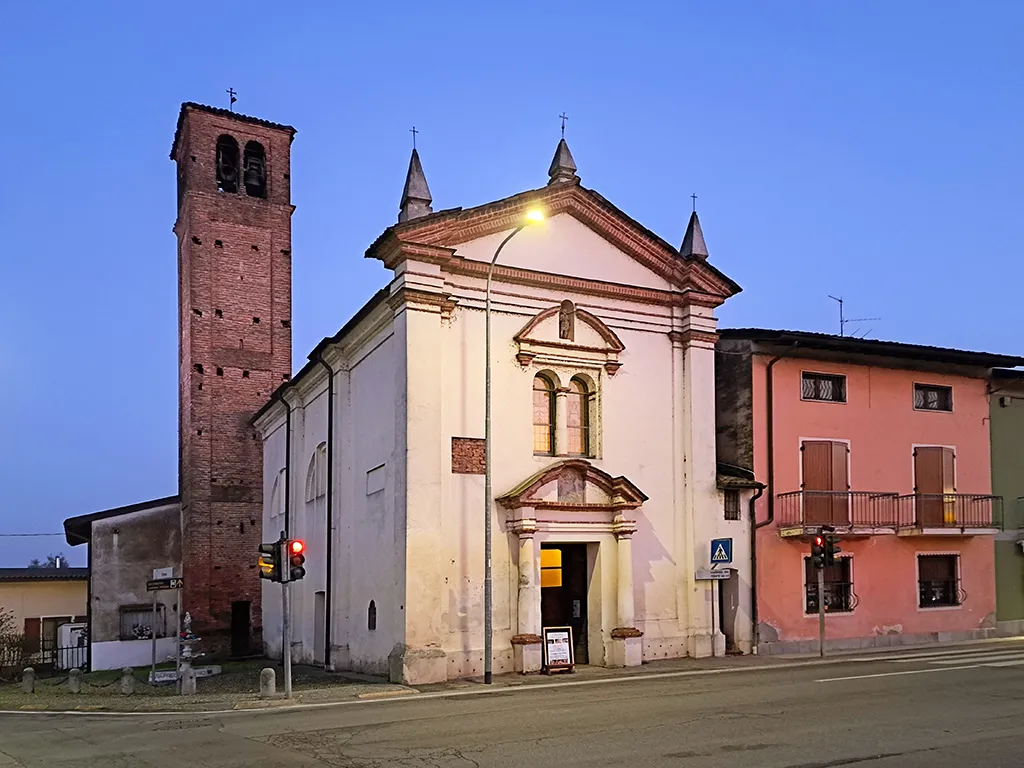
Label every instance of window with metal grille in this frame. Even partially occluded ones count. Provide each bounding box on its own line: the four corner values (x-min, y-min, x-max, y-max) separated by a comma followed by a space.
914, 384, 953, 412
805, 557, 854, 613
801, 372, 847, 403
533, 374, 556, 455
724, 490, 741, 520
918, 554, 960, 607
119, 605, 166, 641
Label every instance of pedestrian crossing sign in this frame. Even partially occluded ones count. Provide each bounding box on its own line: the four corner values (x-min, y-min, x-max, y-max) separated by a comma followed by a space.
710, 538, 733, 564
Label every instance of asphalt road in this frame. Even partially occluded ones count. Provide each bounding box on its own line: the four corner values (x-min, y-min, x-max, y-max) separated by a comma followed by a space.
3, 643, 1024, 767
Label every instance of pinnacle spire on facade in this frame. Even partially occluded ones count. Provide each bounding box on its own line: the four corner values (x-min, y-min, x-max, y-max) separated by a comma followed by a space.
398, 148, 433, 223
547, 138, 579, 185
679, 210, 709, 259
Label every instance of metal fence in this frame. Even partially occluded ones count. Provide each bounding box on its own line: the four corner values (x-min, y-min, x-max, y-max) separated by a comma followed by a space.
776, 491, 1002, 531
776, 491, 900, 529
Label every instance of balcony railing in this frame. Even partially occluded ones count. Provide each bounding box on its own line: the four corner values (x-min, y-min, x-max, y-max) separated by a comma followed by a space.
776, 491, 901, 530
776, 491, 1003, 534
897, 494, 1002, 531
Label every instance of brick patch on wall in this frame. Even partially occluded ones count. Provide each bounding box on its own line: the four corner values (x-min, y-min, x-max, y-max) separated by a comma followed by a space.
452, 437, 486, 475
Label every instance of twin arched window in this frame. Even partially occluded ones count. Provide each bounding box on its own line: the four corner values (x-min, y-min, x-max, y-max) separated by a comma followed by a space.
533, 374, 592, 456
216, 135, 266, 198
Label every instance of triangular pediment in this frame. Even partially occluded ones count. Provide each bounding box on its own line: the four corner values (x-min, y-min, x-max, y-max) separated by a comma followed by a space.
512, 302, 625, 375
497, 459, 648, 510
365, 182, 740, 304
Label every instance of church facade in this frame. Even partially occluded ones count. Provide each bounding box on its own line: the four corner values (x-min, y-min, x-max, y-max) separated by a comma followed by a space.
254, 138, 758, 684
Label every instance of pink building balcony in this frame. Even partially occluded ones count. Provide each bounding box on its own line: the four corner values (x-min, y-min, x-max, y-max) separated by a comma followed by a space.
776, 491, 1002, 537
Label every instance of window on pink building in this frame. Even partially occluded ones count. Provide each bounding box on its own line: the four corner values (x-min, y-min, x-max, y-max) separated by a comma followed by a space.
805, 558, 853, 613
801, 372, 847, 403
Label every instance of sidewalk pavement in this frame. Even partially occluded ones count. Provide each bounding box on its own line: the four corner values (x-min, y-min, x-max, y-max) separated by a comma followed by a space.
3, 635, 1022, 714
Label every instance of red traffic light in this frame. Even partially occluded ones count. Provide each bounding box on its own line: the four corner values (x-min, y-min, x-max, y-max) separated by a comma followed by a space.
290, 539, 305, 555
814, 536, 824, 546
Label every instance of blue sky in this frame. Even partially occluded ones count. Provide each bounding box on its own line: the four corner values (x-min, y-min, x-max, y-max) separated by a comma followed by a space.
1, 1, 1021, 566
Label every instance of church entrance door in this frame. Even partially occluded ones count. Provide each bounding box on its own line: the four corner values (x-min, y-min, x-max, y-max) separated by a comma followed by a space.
540, 543, 589, 664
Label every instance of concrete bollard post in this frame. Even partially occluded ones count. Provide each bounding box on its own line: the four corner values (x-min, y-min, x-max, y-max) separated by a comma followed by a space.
181, 667, 197, 696
259, 667, 276, 697
68, 668, 82, 694
21, 667, 35, 694
120, 667, 135, 696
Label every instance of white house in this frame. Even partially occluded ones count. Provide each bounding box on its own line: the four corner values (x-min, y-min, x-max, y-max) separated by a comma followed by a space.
252, 139, 760, 685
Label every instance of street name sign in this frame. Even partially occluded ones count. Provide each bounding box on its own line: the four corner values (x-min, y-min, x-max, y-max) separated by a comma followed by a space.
146, 577, 184, 591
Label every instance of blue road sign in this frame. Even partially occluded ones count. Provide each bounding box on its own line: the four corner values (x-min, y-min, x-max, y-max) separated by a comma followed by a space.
710, 538, 733, 565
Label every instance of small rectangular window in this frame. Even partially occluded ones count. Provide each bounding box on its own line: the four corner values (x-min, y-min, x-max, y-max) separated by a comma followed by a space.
914, 384, 953, 412
724, 490, 741, 521
801, 372, 847, 403
119, 605, 166, 641
918, 554, 960, 607
805, 558, 854, 613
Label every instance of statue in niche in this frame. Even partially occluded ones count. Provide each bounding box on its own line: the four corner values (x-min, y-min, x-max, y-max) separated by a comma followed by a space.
559, 299, 575, 341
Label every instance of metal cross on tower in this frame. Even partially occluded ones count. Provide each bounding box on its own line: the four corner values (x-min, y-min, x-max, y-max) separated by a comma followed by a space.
559, 112, 568, 139
410, 126, 418, 150
227, 88, 237, 111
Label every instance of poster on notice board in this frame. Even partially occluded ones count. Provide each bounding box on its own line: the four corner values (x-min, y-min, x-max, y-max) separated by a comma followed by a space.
542, 626, 574, 673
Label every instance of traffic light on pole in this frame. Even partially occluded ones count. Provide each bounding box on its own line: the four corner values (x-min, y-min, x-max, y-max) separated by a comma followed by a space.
825, 535, 842, 566
258, 542, 281, 583
811, 535, 825, 569
288, 539, 306, 582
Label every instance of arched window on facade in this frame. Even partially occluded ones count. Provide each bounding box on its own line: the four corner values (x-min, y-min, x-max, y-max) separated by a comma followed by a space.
567, 377, 591, 456
304, 443, 328, 503
367, 600, 377, 631
533, 374, 556, 455
216, 135, 239, 193
243, 141, 267, 198
304, 453, 318, 503
315, 442, 327, 498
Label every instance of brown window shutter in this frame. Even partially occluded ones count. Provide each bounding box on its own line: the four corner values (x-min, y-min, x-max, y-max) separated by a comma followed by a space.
914, 447, 944, 494
941, 448, 956, 493
802, 440, 834, 525
802, 441, 833, 491
914, 446, 947, 526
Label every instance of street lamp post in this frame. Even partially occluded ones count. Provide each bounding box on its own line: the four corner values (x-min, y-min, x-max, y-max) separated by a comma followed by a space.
484, 208, 543, 685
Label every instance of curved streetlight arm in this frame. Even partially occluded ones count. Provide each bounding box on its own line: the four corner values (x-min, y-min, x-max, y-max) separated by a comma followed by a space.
483, 222, 526, 685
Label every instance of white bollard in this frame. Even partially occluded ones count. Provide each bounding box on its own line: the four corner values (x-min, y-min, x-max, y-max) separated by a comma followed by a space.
21, 667, 35, 694
260, 667, 276, 697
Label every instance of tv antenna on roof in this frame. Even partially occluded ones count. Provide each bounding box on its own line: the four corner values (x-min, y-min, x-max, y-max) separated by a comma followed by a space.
828, 295, 880, 338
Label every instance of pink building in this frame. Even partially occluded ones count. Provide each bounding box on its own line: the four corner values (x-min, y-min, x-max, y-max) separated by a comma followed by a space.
716, 329, 1023, 654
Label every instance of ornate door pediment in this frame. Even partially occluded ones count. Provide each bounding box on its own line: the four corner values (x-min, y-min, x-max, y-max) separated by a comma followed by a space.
497, 459, 647, 535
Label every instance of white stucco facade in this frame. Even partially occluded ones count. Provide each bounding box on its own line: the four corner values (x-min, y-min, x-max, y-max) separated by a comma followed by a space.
254, 176, 755, 684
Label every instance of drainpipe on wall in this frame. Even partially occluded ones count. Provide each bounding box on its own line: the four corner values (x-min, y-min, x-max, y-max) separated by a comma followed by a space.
751, 342, 798, 651
747, 484, 765, 652
316, 353, 336, 670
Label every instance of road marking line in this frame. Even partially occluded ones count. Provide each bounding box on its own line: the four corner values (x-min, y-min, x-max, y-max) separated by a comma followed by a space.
930, 652, 1024, 665
817, 664, 982, 682
981, 660, 1024, 668
847, 646, 1024, 663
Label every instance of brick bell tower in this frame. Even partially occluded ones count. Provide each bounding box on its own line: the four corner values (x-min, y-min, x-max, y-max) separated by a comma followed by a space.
171, 103, 295, 655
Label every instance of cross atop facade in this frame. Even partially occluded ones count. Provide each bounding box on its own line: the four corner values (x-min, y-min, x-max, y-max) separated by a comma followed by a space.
227, 87, 237, 111
410, 125, 418, 150
691, 193, 698, 212
559, 112, 568, 139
